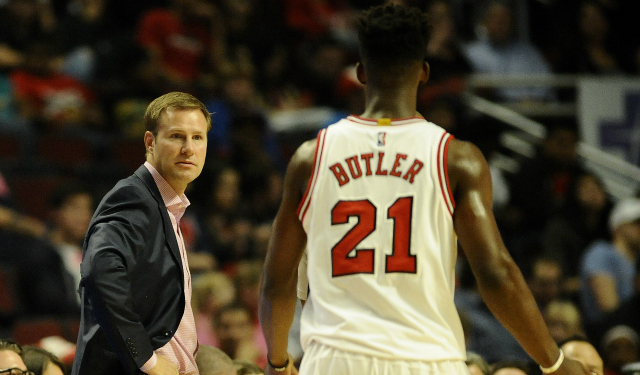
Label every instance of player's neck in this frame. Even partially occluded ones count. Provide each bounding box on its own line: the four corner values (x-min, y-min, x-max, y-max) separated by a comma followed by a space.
360, 89, 418, 120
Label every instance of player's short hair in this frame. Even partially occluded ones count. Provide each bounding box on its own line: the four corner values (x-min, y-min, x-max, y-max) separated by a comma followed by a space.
357, 4, 431, 66
144, 92, 211, 135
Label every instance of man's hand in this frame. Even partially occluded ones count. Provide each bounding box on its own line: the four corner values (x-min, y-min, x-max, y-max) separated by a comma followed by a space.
145, 355, 179, 375
553, 357, 593, 375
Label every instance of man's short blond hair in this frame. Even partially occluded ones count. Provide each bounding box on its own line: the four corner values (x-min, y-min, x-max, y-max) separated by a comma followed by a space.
144, 92, 211, 135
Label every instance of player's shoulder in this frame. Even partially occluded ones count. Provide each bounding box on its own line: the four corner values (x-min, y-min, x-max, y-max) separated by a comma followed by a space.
448, 139, 486, 164
292, 138, 318, 167
447, 139, 490, 186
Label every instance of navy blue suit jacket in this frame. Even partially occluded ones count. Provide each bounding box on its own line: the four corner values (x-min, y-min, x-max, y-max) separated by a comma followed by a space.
72, 165, 185, 375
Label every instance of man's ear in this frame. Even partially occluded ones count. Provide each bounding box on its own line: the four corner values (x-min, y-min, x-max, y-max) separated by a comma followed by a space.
420, 61, 430, 84
144, 131, 155, 154
356, 62, 366, 85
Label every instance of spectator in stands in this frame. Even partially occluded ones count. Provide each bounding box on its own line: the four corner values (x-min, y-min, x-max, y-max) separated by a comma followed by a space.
136, 0, 222, 94
0, 169, 48, 266
10, 42, 102, 131
417, 0, 470, 113
0, 339, 29, 374
490, 361, 533, 375
192, 272, 237, 347
543, 172, 613, 295
580, 198, 640, 328
0, 0, 56, 71
195, 166, 255, 266
544, 300, 585, 344
22, 346, 64, 375
0, 206, 47, 252
560, 336, 604, 375
601, 326, 640, 375
526, 257, 564, 311
55, 0, 143, 85
233, 359, 263, 375
18, 183, 93, 316
215, 303, 266, 369
297, 38, 350, 109
505, 124, 586, 251
243, 168, 283, 257
454, 269, 530, 362
284, 0, 349, 40
424, 0, 472, 83
463, 0, 554, 102
234, 261, 267, 358
0, 73, 33, 153
196, 344, 238, 375
466, 351, 490, 375
557, 1, 627, 75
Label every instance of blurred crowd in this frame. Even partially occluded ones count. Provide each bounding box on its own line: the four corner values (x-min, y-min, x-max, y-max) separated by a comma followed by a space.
1, 0, 640, 374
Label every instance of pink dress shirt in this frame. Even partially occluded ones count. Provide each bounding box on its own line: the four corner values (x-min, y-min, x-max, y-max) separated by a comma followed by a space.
140, 162, 199, 374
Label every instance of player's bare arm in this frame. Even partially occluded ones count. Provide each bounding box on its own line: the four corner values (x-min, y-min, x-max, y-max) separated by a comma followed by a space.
448, 139, 589, 375
259, 139, 316, 375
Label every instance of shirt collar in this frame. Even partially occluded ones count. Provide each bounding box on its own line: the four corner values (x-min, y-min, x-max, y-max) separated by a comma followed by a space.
144, 162, 190, 210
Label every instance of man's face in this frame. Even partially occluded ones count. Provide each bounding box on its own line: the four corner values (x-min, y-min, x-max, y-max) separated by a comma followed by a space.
616, 220, 640, 254
561, 341, 604, 375
484, 3, 513, 45
56, 193, 93, 244
145, 108, 208, 194
0, 350, 28, 372
217, 309, 253, 345
529, 261, 562, 307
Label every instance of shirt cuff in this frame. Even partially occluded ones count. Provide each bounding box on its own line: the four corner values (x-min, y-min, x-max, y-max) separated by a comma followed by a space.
140, 352, 158, 373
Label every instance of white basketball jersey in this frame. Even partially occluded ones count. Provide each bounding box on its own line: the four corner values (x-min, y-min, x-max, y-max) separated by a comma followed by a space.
297, 116, 465, 361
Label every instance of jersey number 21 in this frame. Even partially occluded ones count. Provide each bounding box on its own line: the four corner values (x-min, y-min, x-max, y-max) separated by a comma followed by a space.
331, 197, 416, 277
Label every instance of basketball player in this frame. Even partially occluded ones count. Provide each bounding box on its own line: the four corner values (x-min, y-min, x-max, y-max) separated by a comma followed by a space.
259, 4, 591, 375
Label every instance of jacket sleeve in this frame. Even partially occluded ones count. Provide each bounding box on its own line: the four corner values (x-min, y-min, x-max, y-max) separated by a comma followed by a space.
80, 183, 158, 370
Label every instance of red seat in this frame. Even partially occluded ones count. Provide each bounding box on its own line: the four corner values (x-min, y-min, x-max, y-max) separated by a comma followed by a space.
65, 318, 81, 343
11, 318, 66, 345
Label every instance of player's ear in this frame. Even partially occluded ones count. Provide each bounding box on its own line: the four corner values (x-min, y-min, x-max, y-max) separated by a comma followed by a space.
144, 131, 155, 154
356, 62, 366, 85
420, 61, 430, 84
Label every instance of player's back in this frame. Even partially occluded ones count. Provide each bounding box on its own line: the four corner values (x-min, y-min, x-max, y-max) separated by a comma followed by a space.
298, 116, 465, 361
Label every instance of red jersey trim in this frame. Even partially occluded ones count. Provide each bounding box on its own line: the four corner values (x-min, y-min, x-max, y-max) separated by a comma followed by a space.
297, 129, 327, 222
443, 135, 455, 210
437, 132, 454, 216
346, 115, 425, 126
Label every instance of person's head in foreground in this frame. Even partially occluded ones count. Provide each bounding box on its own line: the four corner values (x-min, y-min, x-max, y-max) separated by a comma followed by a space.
195, 344, 237, 375
559, 335, 604, 375
0, 339, 31, 375
466, 351, 490, 375
21, 346, 64, 375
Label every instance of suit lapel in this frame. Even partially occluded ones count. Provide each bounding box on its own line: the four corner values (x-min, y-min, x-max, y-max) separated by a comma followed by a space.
134, 166, 184, 275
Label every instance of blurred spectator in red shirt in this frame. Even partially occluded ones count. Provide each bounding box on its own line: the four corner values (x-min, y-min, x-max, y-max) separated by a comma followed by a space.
10, 42, 101, 130
136, 0, 222, 93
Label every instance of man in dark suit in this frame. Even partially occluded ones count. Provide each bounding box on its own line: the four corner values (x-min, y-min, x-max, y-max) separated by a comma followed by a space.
72, 92, 210, 375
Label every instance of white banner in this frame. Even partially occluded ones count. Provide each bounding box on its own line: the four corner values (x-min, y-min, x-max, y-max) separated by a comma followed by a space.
578, 78, 640, 167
